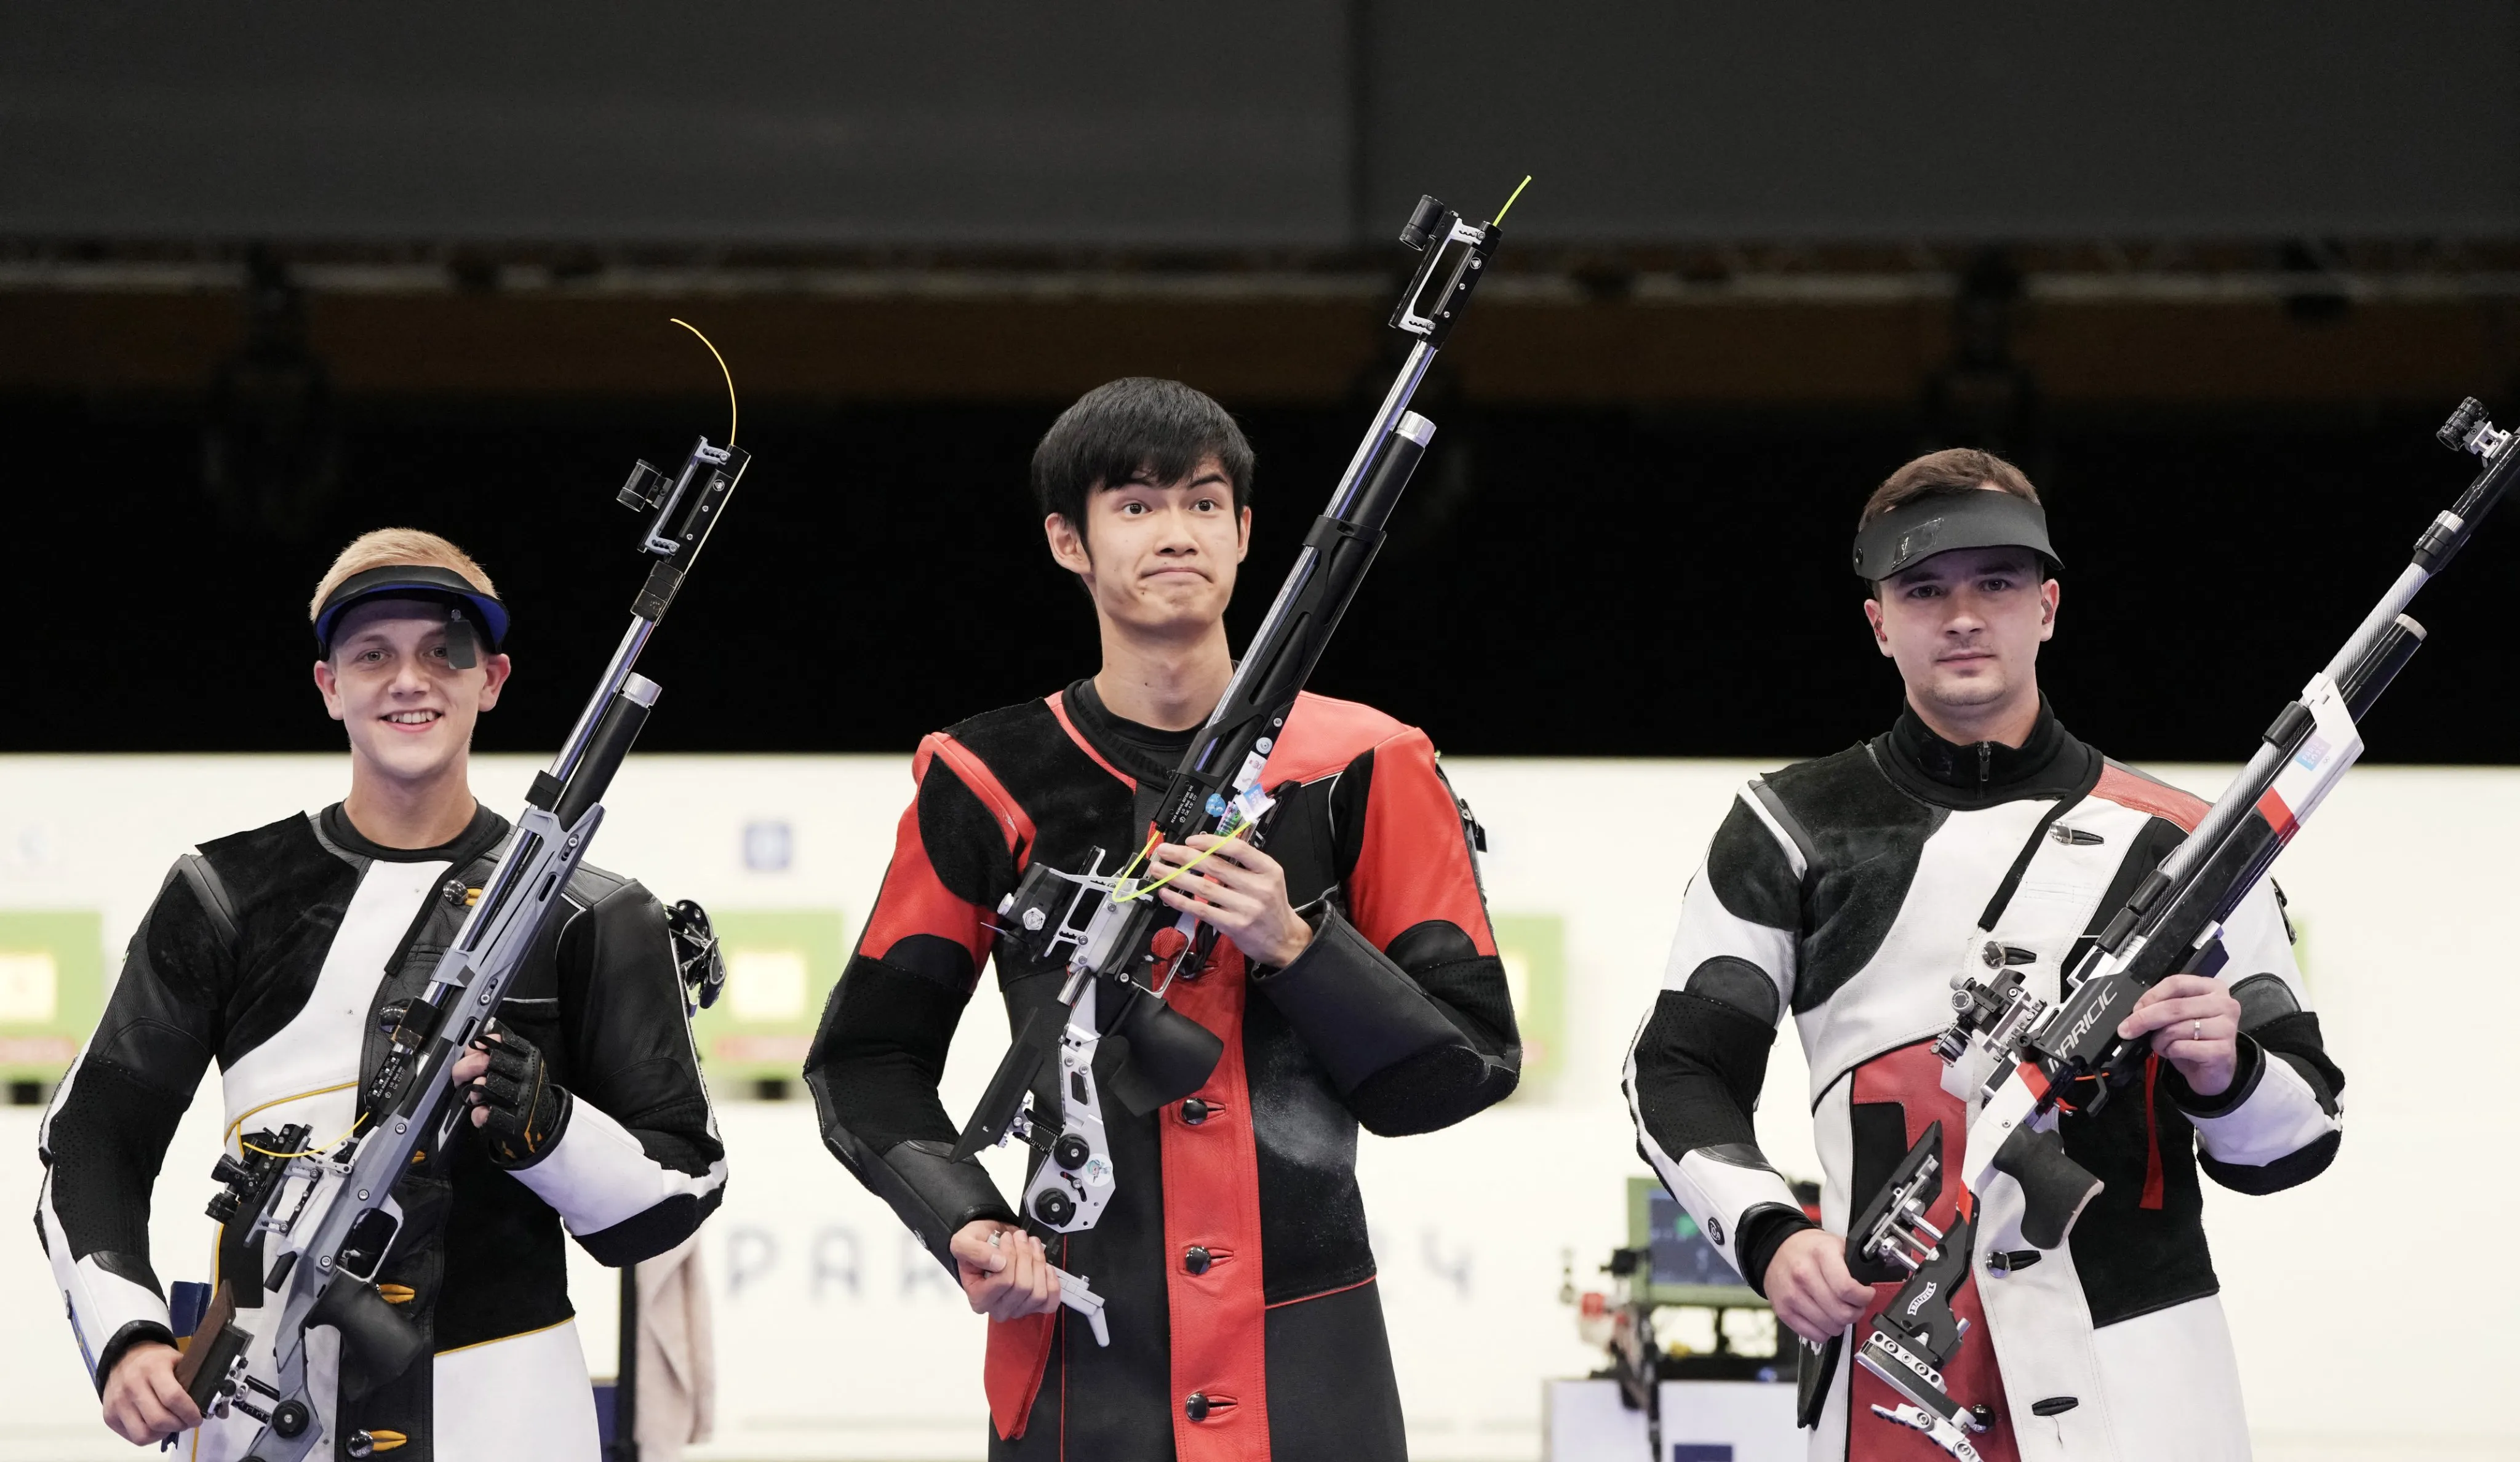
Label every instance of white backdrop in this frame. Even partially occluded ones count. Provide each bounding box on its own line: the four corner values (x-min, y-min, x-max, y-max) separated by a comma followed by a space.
0, 753, 2513, 1461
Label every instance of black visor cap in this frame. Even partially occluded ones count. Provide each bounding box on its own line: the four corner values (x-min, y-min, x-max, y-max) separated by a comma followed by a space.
1851, 489, 2061, 583
313, 564, 511, 657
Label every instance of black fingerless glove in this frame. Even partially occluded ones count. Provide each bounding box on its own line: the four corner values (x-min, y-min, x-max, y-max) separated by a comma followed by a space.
466, 1021, 574, 1168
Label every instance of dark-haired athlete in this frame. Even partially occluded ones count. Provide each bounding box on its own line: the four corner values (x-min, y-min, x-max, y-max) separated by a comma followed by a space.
1625, 450, 2344, 1461
38, 529, 724, 1461
806, 378, 1519, 1461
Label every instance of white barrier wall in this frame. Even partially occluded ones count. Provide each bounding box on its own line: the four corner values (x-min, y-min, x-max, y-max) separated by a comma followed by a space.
0, 753, 2513, 1461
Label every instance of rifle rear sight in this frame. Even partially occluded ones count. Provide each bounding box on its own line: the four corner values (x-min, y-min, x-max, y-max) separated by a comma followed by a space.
207, 1124, 309, 1226
616, 437, 744, 562
2438, 397, 2510, 461
1389, 194, 1501, 348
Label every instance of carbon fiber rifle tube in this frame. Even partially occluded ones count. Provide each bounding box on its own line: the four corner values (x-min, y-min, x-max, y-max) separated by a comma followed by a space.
548, 618, 659, 789
2338, 615, 2426, 717
556, 674, 662, 828
2063, 405, 2512, 1092
1325, 343, 1437, 519
1205, 413, 1434, 744
1344, 411, 1433, 533
2153, 614, 2425, 948
2139, 426, 2512, 922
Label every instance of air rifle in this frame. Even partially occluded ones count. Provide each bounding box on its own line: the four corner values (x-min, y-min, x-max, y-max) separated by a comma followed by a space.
176, 433, 749, 1461
944, 185, 1520, 1340
1841, 397, 2516, 1458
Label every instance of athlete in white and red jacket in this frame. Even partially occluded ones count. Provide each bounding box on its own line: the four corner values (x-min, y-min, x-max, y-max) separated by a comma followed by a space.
1626, 450, 2342, 1462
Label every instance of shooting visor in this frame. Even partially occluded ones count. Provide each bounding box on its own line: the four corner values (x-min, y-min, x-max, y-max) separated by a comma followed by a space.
313, 564, 510, 669
1851, 489, 2062, 584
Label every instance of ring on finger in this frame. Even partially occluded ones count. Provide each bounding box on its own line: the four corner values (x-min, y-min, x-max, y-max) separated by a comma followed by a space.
2192, 1020, 2203, 1043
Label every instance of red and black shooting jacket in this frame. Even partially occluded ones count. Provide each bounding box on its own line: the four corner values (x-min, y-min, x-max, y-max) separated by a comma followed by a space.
804, 679, 1520, 1461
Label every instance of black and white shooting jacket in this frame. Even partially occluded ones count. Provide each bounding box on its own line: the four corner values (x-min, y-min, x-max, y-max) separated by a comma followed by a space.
38, 803, 725, 1462
1626, 704, 2344, 1461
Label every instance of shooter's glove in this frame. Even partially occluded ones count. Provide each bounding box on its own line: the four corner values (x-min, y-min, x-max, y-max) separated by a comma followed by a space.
465, 1021, 574, 1168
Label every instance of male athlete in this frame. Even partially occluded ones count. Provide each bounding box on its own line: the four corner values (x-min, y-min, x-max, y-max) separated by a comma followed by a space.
1625, 451, 2344, 1461
805, 377, 1519, 1460
38, 529, 726, 1460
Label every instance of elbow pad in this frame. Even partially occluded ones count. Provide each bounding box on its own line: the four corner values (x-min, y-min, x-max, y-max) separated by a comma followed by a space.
1253, 907, 1516, 1133
1252, 905, 1472, 1092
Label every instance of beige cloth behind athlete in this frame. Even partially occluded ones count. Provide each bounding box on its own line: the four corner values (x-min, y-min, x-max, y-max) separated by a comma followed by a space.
632, 1231, 716, 1460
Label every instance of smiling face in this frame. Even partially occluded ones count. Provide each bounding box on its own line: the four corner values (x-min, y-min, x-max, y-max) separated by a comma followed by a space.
1044, 454, 1250, 641
1863, 543, 2059, 732
313, 597, 510, 791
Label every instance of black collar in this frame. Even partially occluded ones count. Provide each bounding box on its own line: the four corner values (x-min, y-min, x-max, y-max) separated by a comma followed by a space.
320, 801, 509, 863
1063, 677, 1197, 786
1872, 698, 2098, 810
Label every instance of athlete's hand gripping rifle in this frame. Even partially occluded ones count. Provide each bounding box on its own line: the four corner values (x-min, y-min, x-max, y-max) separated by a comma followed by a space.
178, 436, 749, 1461
1844, 397, 2517, 1458
942, 189, 1515, 1335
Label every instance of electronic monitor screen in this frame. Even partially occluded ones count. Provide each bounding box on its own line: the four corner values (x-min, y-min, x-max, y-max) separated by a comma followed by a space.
1625, 1176, 1766, 1309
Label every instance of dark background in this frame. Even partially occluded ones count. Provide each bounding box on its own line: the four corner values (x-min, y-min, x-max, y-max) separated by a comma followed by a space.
6, 2, 2518, 764
17, 392, 2505, 764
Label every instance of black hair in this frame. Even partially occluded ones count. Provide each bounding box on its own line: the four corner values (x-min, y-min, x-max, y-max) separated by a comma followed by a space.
1029, 378, 1255, 540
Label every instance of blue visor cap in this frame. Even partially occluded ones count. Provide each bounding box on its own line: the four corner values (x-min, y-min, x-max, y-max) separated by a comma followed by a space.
313, 564, 510, 667
1851, 489, 2061, 582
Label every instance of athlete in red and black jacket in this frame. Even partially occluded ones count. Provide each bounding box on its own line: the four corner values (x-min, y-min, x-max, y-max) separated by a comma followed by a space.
804, 378, 1519, 1462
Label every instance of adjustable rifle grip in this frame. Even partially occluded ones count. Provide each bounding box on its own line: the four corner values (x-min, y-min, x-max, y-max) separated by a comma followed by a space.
1990, 1124, 2102, 1250
1102, 986, 1224, 1115
307, 1276, 428, 1383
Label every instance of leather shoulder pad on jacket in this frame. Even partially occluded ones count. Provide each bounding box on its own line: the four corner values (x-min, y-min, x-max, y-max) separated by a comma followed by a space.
1267, 692, 1412, 784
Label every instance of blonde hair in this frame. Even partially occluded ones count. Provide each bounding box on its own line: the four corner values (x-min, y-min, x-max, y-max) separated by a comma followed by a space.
308, 528, 498, 625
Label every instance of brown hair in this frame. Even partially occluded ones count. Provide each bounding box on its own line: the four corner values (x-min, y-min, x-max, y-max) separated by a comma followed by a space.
308, 528, 498, 624
1859, 448, 2041, 530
